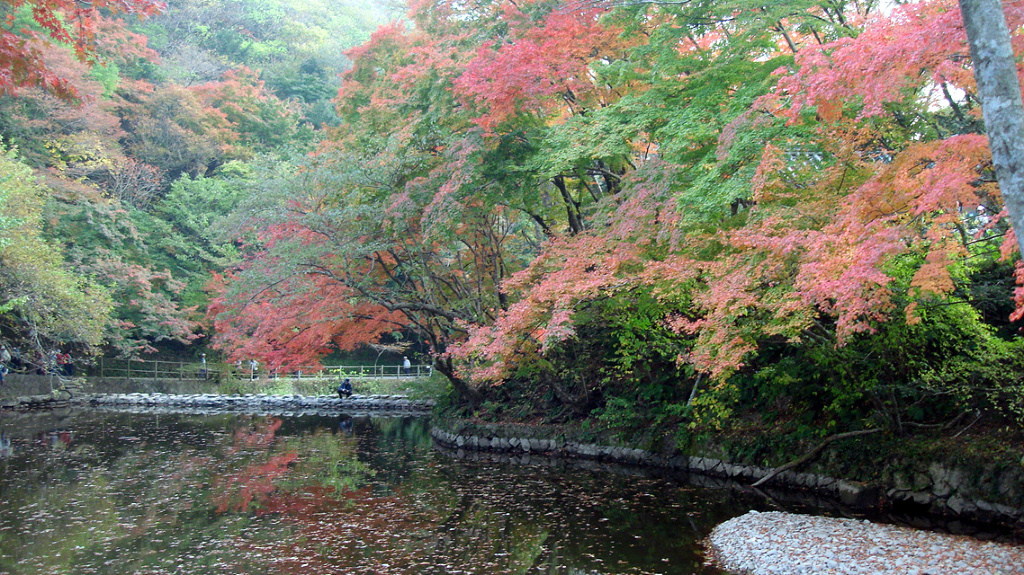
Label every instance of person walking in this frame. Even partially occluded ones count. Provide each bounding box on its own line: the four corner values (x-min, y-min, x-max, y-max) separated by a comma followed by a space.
402, 356, 411, 376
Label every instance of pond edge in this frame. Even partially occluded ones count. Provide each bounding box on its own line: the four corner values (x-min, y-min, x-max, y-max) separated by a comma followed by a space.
429, 419, 1024, 532
5, 390, 1021, 532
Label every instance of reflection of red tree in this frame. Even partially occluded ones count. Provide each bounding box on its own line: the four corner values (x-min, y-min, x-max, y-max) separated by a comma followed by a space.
213, 451, 298, 513
237, 486, 442, 574
233, 417, 283, 449
213, 418, 296, 512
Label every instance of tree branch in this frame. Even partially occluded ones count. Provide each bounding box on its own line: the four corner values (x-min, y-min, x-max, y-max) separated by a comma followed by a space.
750, 428, 882, 487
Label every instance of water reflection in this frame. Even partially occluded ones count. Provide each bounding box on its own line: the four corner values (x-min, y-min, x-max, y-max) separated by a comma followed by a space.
0, 410, 756, 575
338, 415, 354, 434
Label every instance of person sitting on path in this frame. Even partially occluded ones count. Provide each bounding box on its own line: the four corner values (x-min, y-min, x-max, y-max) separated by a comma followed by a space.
337, 378, 353, 399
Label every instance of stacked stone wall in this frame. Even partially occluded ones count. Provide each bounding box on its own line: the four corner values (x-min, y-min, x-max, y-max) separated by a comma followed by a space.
429, 421, 1024, 528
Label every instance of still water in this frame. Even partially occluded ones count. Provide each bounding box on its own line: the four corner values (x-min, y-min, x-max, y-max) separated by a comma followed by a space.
0, 409, 766, 575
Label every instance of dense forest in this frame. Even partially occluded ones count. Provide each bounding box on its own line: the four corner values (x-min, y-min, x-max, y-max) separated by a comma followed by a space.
0, 0, 395, 357
2, 0, 1023, 439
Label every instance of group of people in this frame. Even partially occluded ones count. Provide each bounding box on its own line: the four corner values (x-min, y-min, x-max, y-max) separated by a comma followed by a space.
0, 345, 11, 384
233, 358, 261, 380
53, 350, 74, 376
0, 345, 74, 383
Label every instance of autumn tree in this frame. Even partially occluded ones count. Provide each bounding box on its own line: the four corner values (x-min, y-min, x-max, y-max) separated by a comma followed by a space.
449, 0, 1024, 428
0, 0, 163, 99
450, 0, 861, 386
209, 0, 809, 404
202, 0, 1024, 429
208, 0, 639, 401
192, 67, 312, 155
0, 40, 125, 174
116, 83, 235, 179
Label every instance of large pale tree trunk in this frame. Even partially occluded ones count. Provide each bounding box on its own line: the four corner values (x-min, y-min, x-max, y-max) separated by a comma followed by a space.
959, 0, 1024, 256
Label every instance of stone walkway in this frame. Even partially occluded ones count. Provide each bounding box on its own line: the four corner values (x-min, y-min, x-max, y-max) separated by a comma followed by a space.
1, 392, 435, 414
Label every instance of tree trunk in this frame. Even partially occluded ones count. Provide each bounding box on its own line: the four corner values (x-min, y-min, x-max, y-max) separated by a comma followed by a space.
543, 374, 593, 414
553, 175, 584, 235
959, 0, 1024, 256
434, 356, 483, 408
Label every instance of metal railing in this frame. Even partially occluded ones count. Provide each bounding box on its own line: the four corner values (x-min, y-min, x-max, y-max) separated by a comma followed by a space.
304, 364, 432, 379
96, 358, 208, 380
94, 358, 432, 381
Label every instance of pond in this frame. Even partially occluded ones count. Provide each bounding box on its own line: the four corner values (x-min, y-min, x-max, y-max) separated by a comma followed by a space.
0, 409, 770, 575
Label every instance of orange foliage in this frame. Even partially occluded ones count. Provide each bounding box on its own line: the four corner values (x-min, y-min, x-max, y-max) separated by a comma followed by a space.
0, 0, 163, 99
208, 266, 406, 370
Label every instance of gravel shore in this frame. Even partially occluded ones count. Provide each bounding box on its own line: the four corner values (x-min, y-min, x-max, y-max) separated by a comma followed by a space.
707, 510, 1024, 575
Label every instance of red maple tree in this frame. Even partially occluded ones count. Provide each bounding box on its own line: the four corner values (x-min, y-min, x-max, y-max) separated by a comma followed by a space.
0, 0, 164, 99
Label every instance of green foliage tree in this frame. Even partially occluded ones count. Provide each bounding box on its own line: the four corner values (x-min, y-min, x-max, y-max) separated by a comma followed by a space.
0, 147, 112, 358
43, 199, 204, 356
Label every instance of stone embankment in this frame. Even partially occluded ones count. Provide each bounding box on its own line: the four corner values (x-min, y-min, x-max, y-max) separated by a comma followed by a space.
0, 392, 434, 416
430, 424, 1024, 530
430, 426, 870, 499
